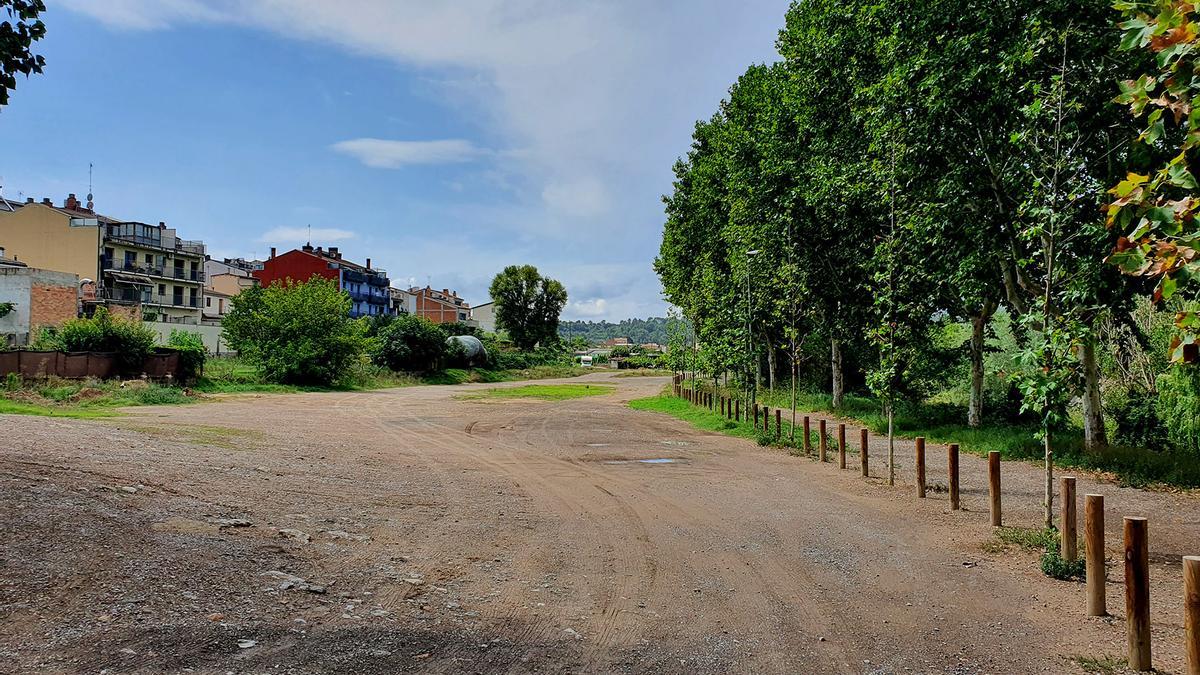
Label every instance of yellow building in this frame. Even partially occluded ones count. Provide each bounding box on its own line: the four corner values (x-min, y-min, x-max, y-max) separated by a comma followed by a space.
0, 194, 206, 325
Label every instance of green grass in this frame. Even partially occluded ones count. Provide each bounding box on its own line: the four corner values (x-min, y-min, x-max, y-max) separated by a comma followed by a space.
751, 388, 1200, 489
613, 369, 674, 378
457, 383, 614, 401
0, 397, 120, 418
628, 392, 817, 451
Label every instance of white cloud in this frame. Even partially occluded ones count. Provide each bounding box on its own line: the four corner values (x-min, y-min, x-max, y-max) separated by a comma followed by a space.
541, 177, 610, 218
259, 226, 356, 243
567, 298, 609, 319
330, 138, 482, 169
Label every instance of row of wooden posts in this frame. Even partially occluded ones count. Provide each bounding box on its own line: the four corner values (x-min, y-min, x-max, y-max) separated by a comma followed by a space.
672, 379, 1200, 673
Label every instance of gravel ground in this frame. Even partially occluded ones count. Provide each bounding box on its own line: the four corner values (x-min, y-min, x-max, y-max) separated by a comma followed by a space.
1, 372, 1196, 674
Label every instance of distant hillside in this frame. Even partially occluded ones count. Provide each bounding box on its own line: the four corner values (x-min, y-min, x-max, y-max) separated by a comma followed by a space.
559, 317, 670, 345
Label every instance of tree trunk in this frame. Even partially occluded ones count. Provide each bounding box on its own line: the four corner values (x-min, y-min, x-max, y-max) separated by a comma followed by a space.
1081, 335, 1108, 451
831, 338, 844, 408
887, 404, 895, 486
790, 354, 797, 441
766, 344, 776, 395
968, 312, 986, 429
1044, 429, 1054, 530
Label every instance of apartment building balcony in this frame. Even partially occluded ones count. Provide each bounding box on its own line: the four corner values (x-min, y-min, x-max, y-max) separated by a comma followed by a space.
105, 232, 206, 257
102, 257, 205, 283
144, 295, 202, 309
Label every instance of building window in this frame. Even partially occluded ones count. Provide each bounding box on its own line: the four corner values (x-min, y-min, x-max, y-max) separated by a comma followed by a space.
158, 284, 166, 296
205, 297, 211, 308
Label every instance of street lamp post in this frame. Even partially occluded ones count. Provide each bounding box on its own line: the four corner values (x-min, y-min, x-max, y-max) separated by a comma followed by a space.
746, 249, 760, 415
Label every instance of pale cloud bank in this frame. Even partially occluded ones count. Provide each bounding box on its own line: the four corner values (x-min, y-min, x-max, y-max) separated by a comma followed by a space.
331, 139, 482, 169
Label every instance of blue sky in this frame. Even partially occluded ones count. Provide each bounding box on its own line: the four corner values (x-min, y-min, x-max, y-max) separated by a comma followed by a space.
0, 1, 787, 320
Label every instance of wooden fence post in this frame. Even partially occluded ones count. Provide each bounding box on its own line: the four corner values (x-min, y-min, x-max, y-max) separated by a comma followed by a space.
988, 451, 1002, 527
1185, 555, 1199, 675
948, 444, 960, 511
775, 409, 781, 440
764, 407, 770, 433
818, 419, 827, 462
1085, 494, 1106, 617
720, 396, 725, 416
915, 437, 926, 498
735, 399, 740, 422
838, 423, 847, 470
860, 428, 869, 477
803, 416, 811, 454
1125, 517, 1152, 671
753, 404, 759, 427
1061, 476, 1078, 562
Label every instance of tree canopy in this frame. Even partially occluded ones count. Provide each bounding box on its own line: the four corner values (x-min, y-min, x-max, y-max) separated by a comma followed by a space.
488, 265, 568, 351
0, 0, 46, 107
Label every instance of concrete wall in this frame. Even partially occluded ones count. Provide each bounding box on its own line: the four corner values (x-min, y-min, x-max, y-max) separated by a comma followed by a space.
142, 321, 231, 355
0, 203, 101, 281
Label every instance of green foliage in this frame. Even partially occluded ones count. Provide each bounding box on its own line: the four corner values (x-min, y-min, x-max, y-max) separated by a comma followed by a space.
457, 384, 613, 401
559, 317, 673, 345
609, 345, 632, 358
221, 277, 368, 386
1157, 366, 1200, 456
167, 330, 206, 382
31, 307, 158, 373
994, 526, 1059, 552
489, 264, 568, 351
0, 0, 46, 108
0, 301, 13, 318
372, 314, 446, 372
1040, 538, 1086, 581
440, 321, 483, 339
1110, 0, 1200, 363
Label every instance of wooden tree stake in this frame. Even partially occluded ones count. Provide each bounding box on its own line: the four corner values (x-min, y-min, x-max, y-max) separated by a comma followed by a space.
860, 428, 869, 477
838, 423, 847, 470
1061, 476, 1077, 562
819, 419, 827, 463
915, 437, 926, 498
988, 451, 1001, 527
1125, 516, 1151, 672
1085, 494, 1106, 617
948, 444, 960, 510
1185, 555, 1199, 675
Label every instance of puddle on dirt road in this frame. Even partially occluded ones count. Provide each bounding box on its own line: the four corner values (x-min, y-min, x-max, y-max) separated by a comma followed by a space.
603, 458, 684, 465
585, 443, 611, 447
659, 440, 692, 447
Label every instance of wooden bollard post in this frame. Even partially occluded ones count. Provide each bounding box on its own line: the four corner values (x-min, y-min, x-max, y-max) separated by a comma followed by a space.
838, 424, 846, 469
818, 419, 827, 462
1085, 494, 1106, 617
1125, 517, 1151, 671
1061, 476, 1078, 562
948, 444, 960, 510
915, 437, 926, 498
860, 428, 869, 477
988, 451, 1001, 527
803, 417, 811, 454
775, 409, 781, 440
735, 399, 740, 422
1185, 555, 1200, 674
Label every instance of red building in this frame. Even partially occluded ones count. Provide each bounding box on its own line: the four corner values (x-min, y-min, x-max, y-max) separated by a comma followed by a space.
410, 286, 471, 324
254, 244, 392, 318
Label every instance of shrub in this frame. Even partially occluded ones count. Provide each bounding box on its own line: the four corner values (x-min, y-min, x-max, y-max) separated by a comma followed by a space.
1111, 389, 1168, 451
33, 308, 157, 374
1040, 537, 1086, 581
372, 314, 446, 372
610, 345, 632, 358
167, 330, 207, 382
440, 321, 483, 338
1157, 367, 1200, 456
222, 278, 369, 386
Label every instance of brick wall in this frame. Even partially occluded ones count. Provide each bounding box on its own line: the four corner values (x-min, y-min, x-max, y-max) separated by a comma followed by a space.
29, 283, 77, 330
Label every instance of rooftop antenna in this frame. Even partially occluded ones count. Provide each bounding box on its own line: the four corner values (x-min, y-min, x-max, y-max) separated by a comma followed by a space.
87, 162, 94, 210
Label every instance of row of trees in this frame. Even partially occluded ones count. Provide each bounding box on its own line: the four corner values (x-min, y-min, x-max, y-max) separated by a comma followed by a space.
656, 0, 1198, 526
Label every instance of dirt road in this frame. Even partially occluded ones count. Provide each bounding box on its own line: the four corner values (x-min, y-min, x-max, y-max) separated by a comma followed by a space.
1, 373, 1196, 673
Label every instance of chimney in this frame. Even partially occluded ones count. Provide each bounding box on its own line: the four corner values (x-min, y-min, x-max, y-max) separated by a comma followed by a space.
315, 246, 323, 255
64, 193, 79, 210
25, 197, 33, 204
328, 246, 339, 259
41, 197, 52, 205
270, 247, 276, 259
302, 243, 314, 253
365, 258, 371, 270
159, 221, 166, 229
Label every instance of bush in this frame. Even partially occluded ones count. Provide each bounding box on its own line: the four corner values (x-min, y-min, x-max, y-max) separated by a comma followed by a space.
440, 321, 482, 338
610, 345, 632, 358
372, 314, 446, 372
167, 330, 207, 382
222, 278, 369, 386
1157, 367, 1200, 456
33, 308, 158, 374
1111, 389, 1168, 451
1040, 537, 1086, 581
